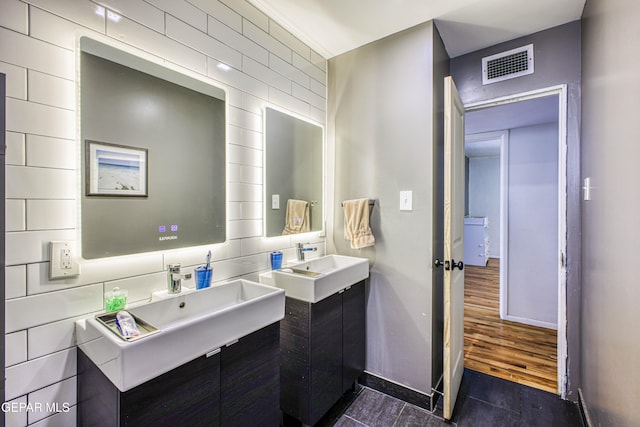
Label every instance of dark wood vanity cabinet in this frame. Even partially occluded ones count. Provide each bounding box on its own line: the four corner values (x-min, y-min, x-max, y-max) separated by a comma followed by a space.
77, 323, 280, 427
341, 280, 366, 391
280, 280, 366, 426
220, 321, 280, 426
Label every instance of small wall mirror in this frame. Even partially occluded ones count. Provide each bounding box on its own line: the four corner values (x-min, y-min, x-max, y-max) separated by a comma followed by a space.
79, 37, 226, 259
264, 107, 323, 237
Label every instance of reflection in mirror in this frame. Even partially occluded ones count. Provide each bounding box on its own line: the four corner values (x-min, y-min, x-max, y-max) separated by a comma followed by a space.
79, 37, 226, 259
264, 107, 323, 237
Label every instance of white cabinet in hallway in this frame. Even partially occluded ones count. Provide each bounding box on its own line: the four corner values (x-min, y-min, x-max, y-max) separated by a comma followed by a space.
464, 217, 489, 266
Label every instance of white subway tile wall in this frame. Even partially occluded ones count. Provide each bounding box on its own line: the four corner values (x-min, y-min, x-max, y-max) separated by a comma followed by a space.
26, 377, 76, 424
5, 265, 26, 300
5, 199, 25, 232
5, 331, 27, 367
5, 132, 25, 165
2, 0, 326, 425
25, 135, 76, 170
5, 396, 27, 427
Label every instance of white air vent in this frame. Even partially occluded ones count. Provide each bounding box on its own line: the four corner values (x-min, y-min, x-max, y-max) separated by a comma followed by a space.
482, 44, 534, 85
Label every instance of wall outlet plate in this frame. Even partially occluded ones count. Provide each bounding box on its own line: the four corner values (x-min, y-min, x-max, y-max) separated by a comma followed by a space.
272, 194, 280, 209
49, 241, 80, 279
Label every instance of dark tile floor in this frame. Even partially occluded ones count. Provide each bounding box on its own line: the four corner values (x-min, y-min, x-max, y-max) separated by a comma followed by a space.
312, 369, 583, 427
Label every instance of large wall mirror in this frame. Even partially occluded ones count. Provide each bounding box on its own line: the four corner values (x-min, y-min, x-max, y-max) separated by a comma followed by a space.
264, 107, 323, 237
79, 37, 226, 259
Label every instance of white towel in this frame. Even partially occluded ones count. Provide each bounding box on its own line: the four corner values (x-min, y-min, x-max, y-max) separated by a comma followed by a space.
282, 199, 310, 235
343, 198, 375, 249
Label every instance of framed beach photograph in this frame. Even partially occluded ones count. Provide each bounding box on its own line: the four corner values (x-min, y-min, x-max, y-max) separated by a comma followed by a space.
85, 140, 148, 196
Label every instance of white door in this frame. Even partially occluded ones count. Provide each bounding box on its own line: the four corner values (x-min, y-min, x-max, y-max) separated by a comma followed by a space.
443, 76, 466, 420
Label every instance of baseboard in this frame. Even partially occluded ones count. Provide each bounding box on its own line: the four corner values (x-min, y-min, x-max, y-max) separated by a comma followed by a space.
502, 314, 557, 330
578, 388, 593, 427
359, 372, 433, 411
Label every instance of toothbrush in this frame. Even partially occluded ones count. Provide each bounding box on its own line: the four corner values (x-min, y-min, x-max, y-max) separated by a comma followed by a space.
205, 250, 211, 270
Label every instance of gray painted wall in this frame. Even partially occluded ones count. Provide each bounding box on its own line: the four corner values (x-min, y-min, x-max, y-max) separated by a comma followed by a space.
450, 21, 582, 399
507, 123, 558, 326
581, 0, 640, 425
328, 21, 449, 394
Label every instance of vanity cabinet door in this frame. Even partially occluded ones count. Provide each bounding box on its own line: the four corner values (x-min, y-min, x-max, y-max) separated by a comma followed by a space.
280, 297, 312, 421
120, 353, 221, 427
280, 285, 366, 426
342, 280, 365, 392
78, 323, 282, 427
78, 349, 221, 427
77, 350, 120, 427
309, 291, 343, 426
220, 323, 280, 427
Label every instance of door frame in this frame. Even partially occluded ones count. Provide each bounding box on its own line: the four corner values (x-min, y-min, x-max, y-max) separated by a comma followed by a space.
464, 84, 568, 398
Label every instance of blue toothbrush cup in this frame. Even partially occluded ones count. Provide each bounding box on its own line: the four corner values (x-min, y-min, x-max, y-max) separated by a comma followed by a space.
270, 251, 283, 270
194, 266, 213, 289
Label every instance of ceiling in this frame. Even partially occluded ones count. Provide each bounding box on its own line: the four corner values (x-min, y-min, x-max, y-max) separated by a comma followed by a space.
465, 95, 559, 135
465, 95, 559, 157
248, 0, 585, 59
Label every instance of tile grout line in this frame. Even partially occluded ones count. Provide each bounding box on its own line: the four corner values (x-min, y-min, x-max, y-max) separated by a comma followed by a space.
466, 395, 522, 416
389, 403, 407, 427
342, 414, 369, 427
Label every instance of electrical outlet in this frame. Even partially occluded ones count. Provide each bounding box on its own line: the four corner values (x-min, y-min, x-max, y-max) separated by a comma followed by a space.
50, 241, 80, 279
61, 248, 72, 269
272, 194, 280, 209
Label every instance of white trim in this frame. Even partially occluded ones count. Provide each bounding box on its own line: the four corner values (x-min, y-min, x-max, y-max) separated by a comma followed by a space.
503, 314, 557, 330
463, 84, 569, 398
500, 132, 509, 322
465, 85, 567, 110
557, 85, 569, 399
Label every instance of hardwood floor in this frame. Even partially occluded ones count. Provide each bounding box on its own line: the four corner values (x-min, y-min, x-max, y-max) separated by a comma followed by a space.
464, 258, 558, 394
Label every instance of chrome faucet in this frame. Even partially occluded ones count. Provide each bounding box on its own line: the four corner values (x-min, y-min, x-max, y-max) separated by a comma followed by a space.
296, 243, 317, 262
167, 264, 192, 294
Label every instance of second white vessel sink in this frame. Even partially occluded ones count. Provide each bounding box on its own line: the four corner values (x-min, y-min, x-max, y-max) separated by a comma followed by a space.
76, 279, 285, 392
259, 254, 369, 303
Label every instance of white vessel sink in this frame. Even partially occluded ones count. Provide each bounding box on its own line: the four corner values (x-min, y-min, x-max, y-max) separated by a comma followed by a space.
259, 254, 369, 303
75, 279, 285, 392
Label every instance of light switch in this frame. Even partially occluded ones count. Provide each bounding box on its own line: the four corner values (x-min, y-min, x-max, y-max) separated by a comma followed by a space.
400, 191, 413, 211
583, 177, 591, 201
272, 194, 280, 209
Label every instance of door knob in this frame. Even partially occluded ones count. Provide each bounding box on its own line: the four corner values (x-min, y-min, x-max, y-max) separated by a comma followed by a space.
434, 259, 451, 270
451, 259, 464, 271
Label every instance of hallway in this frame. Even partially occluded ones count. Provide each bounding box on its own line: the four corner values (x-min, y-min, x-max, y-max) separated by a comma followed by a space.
464, 259, 557, 393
